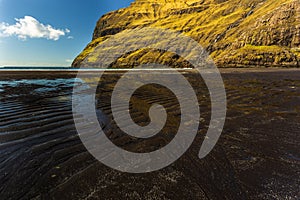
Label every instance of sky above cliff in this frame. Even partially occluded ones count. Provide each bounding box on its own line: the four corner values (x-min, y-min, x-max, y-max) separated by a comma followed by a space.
0, 0, 133, 67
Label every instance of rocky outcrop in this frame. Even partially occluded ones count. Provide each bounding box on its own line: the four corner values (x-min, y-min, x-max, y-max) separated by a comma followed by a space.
72, 0, 300, 68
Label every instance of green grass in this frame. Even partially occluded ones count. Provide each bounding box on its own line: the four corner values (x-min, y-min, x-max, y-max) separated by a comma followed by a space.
73, 0, 299, 68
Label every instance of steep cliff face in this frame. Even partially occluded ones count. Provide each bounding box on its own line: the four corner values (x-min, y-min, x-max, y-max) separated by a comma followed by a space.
72, 0, 300, 68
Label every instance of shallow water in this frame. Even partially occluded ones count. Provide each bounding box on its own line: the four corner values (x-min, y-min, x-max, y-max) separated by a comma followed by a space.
0, 70, 299, 199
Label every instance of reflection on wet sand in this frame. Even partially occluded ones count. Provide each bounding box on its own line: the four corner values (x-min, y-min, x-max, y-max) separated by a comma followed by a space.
0, 70, 299, 199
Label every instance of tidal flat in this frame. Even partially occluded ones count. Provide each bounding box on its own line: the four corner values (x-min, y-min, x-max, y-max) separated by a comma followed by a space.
0, 69, 299, 199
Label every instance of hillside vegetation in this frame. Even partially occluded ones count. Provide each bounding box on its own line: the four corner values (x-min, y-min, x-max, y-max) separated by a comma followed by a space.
72, 0, 300, 68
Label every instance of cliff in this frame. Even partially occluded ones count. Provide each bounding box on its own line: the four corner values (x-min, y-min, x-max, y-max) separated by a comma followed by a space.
72, 0, 300, 68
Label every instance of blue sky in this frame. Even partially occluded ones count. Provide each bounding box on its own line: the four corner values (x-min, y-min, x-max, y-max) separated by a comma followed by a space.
0, 0, 133, 67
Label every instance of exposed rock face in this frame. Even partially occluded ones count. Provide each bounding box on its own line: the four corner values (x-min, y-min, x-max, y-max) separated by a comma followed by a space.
72, 0, 300, 68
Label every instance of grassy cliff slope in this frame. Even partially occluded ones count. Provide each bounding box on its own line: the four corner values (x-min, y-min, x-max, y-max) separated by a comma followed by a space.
72, 0, 300, 68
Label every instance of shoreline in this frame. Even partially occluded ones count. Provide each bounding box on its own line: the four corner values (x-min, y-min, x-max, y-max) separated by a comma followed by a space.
0, 67, 299, 72
219, 67, 300, 73
0, 67, 299, 78
0, 68, 299, 81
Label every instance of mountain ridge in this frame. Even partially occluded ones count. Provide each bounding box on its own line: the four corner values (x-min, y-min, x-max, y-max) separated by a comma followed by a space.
72, 0, 300, 68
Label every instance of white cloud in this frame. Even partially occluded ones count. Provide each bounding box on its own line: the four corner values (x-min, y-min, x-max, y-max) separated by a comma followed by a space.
65, 59, 73, 63
0, 16, 70, 41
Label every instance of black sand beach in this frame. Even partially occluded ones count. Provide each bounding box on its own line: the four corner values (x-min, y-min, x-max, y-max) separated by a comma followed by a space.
0, 69, 299, 199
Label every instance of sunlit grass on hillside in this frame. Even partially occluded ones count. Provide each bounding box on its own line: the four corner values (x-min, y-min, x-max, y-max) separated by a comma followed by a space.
73, 0, 299, 68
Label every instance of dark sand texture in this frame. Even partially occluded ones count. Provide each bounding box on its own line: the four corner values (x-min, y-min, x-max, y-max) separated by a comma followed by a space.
0, 69, 299, 199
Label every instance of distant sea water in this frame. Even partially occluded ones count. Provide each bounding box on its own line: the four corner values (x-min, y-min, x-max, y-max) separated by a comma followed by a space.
0, 66, 194, 71
0, 66, 75, 70
0, 66, 72, 68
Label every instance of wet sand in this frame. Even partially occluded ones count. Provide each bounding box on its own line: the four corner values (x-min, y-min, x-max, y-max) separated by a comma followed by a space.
0, 69, 299, 199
